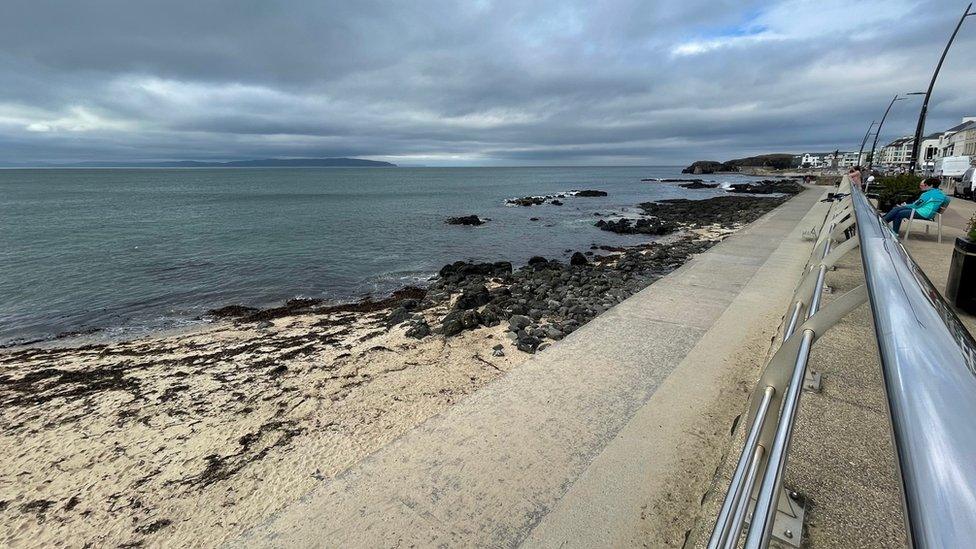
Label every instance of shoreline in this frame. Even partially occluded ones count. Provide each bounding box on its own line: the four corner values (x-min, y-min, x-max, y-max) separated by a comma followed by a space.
0, 182, 802, 547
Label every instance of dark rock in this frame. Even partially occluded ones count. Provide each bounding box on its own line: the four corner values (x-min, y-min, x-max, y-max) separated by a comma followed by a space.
507, 196, 547, 207
570, 252, 589, 266
594, 218, 676, 235
727, 179, 803, 195
480, 307, 500, 326
386, 306, 412, 326
454, 285, 491, 310
573, 190, 608, 197
461, 309, 482, 329
517, 334, 541, 353
508, 315, 532, 331
550, 200, 564, 206
545, 326, 564, 340
206, 305, 259, 318
530, 217, 540, 221
679, 181, 719, 189
446, 215, 486, 226
527, 256, 550, 270
439, 311, 466, 337
405, 320, 431, 339
438, 261, 513, 281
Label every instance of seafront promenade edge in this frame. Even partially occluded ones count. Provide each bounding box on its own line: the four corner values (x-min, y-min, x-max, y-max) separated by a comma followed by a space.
236, 186, 830, 548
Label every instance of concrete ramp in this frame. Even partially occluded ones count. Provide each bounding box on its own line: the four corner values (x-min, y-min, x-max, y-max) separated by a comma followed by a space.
237, 188, 829, 548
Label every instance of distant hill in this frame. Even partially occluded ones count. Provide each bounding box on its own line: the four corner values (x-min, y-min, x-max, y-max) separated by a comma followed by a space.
5, 157, 397, 168
682, 154, 793, 174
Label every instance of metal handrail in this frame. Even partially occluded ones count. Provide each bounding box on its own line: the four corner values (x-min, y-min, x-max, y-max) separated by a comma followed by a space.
851, 181, 976, 548
709, 177, 976, 548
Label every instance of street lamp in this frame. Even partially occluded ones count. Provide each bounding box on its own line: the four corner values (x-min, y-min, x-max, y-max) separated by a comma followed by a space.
908, 2, 975, 174
858, 120, 877, 169
868, 92, 925, 172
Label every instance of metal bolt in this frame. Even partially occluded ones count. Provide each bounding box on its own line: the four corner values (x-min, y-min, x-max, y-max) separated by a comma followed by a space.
784, 529, 794, 539
789, 491, 800, 500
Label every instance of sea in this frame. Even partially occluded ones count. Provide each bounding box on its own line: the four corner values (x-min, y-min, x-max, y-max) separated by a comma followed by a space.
0, 166, 765, 346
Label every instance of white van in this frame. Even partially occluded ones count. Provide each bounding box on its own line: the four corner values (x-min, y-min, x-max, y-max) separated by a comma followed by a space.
937, 156, 971, 176
953, 166, 976, 198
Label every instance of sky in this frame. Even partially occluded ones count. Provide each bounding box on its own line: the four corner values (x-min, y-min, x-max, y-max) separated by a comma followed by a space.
1, 0, 975, 166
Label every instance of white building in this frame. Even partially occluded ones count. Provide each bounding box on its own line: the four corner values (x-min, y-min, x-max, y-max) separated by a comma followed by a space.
918, 133, 944, 172
938, 118, 976, 158
796, 151, 864, 169
877, 136, 914, 169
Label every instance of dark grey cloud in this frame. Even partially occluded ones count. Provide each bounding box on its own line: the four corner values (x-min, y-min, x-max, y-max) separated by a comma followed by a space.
1, 0, 974, 165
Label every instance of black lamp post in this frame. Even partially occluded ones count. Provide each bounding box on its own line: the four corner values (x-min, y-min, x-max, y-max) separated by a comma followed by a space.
858, 120, 877, 169
868, 92, 925, 172
908, 2, 975, 174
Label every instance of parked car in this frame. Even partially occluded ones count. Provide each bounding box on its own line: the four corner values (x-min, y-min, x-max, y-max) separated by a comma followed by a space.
953, 167, 976, 198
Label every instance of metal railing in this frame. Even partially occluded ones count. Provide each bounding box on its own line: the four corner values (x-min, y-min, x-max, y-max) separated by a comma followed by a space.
852, 180, 976, 548
707, 177, 976, 548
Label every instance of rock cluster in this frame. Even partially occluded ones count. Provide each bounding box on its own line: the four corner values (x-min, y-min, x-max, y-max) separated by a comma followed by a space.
728, 179, 803, 195
446, 215, 487, 225
679, 181, 719, 189
205, 188, 796, 357
638, 195, 793, 228
506, 190, 607, 207
572, 189, 608, 197
594, 217, 676, 235
405, 238, 712, 353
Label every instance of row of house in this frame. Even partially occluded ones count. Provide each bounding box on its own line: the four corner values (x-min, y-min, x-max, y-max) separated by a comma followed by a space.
876, 117, 976, 171
791, 151, 866, 169
787, 117, 976, 172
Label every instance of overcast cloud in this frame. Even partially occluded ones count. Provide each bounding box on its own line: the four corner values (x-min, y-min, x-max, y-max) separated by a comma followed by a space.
1, 0, 974, 165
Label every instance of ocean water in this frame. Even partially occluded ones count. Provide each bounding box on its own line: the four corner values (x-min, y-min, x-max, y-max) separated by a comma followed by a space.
0, 166, 762, 345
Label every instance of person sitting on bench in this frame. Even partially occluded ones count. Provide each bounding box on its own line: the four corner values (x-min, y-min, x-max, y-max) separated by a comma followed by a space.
882, 178, 948, 235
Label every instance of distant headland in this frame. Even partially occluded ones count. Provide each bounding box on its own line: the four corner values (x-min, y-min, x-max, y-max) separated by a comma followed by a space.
2, 157, 397, 168
681, 154, 794, 174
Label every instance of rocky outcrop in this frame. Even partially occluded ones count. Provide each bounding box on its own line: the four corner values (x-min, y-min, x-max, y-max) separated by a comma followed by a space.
573, 190, 608, 197
594, 218, 676, 235
507, 196, 549, 207
681, 154, 796, 174
446, 215, 486, 225
570, 252, 589, 266
639, 195, 792, 228
680, 181, 719, 189
681, 161, 725, 174
728, 179, 803, 195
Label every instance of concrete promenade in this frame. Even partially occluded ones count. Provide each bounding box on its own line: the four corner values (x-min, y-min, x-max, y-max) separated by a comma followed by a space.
237, 187, 829, 548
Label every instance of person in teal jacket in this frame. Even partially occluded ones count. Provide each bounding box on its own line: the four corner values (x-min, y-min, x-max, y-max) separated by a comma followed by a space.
883, 178, 949, 234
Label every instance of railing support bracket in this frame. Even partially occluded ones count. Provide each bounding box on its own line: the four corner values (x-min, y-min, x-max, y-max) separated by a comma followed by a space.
744, 488, 806, 548
803, 371, 822, 393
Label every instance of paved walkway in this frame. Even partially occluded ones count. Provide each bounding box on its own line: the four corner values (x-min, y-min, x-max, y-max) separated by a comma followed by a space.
236, 188, 829, 548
